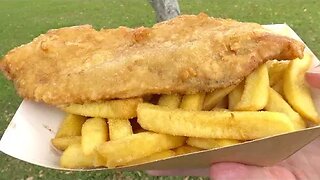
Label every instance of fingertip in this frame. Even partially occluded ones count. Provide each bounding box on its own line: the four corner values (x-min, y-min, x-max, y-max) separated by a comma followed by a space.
305, 72, 320, 88
210, 163, 295, 180
146, 170, 165, 176
266, 166, 296, 180
146, 168, 209, 177
210, 162, 250, 180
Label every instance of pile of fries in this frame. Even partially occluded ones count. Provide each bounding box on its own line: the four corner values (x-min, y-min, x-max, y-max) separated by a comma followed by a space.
52, 53, 319, 168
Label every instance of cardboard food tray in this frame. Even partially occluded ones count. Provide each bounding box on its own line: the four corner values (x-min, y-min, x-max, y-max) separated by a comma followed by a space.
0, 24, 319, 171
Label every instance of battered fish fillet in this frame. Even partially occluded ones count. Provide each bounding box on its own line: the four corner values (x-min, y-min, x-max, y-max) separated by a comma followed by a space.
0, 13, 304, 105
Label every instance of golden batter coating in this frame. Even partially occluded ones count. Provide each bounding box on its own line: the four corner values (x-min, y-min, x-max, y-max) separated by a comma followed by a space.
0, 13, 304, 105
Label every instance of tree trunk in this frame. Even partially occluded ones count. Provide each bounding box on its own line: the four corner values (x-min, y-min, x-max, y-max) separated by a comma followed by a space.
149, 0, 180, 22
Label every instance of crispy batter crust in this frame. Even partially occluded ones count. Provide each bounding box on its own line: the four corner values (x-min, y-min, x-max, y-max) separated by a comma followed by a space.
0, 13, 304, 105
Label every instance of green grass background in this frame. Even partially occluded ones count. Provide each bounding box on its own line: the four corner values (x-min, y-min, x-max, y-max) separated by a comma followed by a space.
0, 0, 319, 179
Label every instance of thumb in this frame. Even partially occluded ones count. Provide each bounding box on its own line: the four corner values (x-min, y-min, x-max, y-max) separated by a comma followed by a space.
210, 163, 296, 180
306, 65, 320, 88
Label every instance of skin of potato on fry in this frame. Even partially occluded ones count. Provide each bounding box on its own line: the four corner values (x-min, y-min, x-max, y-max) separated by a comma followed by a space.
186, 137, 240, 149
137, 103, 295, 140
180, 93, 205, 110
203, 85, 236, 110
234, 64, 269, 111
55, 114, 86, 138
108, 119, 133, 140
60, 144, 105, 168
97, 132, 185, 167
158, 94, 182, 109
61, 98, 142, 119
283, 54, 320, 124
82, 118, 108, 155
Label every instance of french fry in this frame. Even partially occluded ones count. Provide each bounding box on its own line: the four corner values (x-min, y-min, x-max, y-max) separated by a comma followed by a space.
60, 144, 105, 168
187, 138, 240, 149
265, 88, 306, 129
211, 108, 229, 112
283, 54, 320, 124
55, 114, 86, 138
158, 94, 186, 146
203, 85, 236, 110
108, 119, 133, 140
158, 94, 182, 109
126, 150, 175, 166
97, 132, 185, 167
174, 145, 203, 155
61, 98, 142, 119
137, 103, 294, 140
234, 64, 269, 111
82, 118, 108, 155
51, 136, 81, 151
180, 93, 205, 110
266, 60, 290, 86
228, 82, 244, 110
272, 79, 284, 97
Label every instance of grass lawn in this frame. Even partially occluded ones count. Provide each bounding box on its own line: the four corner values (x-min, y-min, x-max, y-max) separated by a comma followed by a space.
0, 0, 319, 179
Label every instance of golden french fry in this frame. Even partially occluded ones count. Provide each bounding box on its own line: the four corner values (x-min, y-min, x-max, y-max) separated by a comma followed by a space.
234, 64, 269, 111
82, 118, 108, 155
214, 96, 228, 109
61, 98, 142, 119
158, 94, 182, 109
180, 93, 205, 110
60, 144, 105, 168
158, 94, 186, 145
265, 88, 306, 129
51, 136, 81, 151
203, 85, 236, 110
266, 60, 290, 86
55, 114, 86, 138
108, 119, 133, 140
283, 54, 320, 124
126, 150, 175, 166
272, 79, 284, 97
174, 145, 203, 155
187, 137, 240, 149
97, 132, 185, 167
211, 108, 229, 112
228, 82, 244, 110
137, 103, 294, 140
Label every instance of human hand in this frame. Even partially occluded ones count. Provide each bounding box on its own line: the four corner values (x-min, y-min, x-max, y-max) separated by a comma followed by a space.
148, 66, 320, 180
306, 65, 320, 88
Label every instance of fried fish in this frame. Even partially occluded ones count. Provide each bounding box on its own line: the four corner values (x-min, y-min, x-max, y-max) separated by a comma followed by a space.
0, 13, 304, 105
